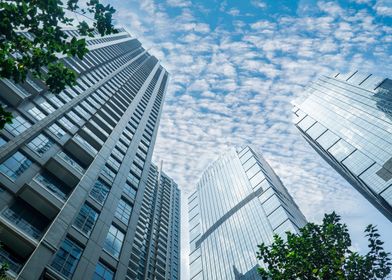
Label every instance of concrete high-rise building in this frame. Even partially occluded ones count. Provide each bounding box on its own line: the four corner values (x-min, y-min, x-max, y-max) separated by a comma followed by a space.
0, 28, 180, 280
129, 163, 181, 280
293, 71, 392, 222
188, 146, 306, 280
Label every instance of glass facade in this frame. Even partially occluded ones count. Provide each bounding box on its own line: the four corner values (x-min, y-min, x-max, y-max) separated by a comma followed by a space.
293, 71, 392, 222
189, 146, 306, 280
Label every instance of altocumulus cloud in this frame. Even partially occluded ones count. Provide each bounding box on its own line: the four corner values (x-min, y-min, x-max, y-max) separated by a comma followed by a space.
110, 0, 392, 278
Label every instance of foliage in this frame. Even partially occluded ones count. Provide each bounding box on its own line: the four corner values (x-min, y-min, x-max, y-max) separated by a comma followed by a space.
0, 262, 8, 279
0, 104, 13, 129
256, 212, 392, 280
0, 0, 117, 129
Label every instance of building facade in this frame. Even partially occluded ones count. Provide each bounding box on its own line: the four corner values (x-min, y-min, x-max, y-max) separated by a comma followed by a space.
129, 163, 181, 280
293, 71, 392, 222
188, 146, 306, 280
0, 28, 180, 280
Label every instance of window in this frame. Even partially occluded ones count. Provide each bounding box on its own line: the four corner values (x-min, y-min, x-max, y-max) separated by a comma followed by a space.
93, 261, 115, 280
49, 95, 64, 108
104, 225, 124, 258
0, 136, 7, 147
28, 107, 46, 120
124, 182, 137, 200
0, 151, 32, 180
48, 123, 66, 138
39, 101, 55, 113
107, 156, 120, 171
115, 199, 132, 224
59, 116, 75, 131
74, 203, 98, 236
5, 115, 31, 135
2, 199, 49, 239
134, 155, 144, 169
90, 178, 110, 204
51, 238, 83, 278
67, 110, 83, 123
101, 165, 116, 182
34, 171, 69, 200
27, 134, 54, 156
127, 172, 140, 187
111, 148, 124, 162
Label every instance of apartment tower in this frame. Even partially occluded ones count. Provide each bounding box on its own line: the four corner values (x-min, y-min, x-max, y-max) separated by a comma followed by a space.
0, 28, 180, 280
293, 71, 392, 222
188, 146, 306, 280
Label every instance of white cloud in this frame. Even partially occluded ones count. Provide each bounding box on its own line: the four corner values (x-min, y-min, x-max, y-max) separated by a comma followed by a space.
112, 1, 392, 278
374, 0, 392, 16
227, 8, 240, 16
251, 0, 267, 9
167, 0, 191, 8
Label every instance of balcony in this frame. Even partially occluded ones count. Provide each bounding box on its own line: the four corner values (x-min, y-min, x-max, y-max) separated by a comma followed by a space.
85, 120, 109, 142
0, 245, 24, 276
23, 77, 44, 94
18, 172, 72, 220
57, 151, 85, 173
63, 134, 97, 167
93, 114, 114, 135
34, 172, 70, 200
45, 151, 85, 187
1, 201, 49, 240
0, 79, 31, 107
0, 199, 51, 260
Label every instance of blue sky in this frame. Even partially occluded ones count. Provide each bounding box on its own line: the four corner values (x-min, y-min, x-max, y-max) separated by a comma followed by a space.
110, 0, 392, 278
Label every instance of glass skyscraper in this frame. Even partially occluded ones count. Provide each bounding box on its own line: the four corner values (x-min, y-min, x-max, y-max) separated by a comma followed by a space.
0, 28, 180, 279
293, 71, 392, 222
188, 146, 306, 280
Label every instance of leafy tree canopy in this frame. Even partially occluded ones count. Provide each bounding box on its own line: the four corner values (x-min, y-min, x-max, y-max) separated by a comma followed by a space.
0, 0, 117, 129
257, 212, 391, 280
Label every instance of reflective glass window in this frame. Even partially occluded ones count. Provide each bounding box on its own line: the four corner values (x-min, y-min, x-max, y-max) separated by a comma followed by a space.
93, 261, 115, 280
104, 225, 124, 258
328, 139, 356, 162
51, 238, 82, 278
342, 150, 374, 176
0, 136, 7, 147
0, 151, 32, 180
114, 199, 132, 224
28, 107, 46, 120
123, 181, 137, 200
74, 203, 99, 236
5, 115, 31, 135
316, 130, 339, 150
306, 122, 327, 140
48, 123, 66, 138
27, 133, 54, 156
90, 178, 110, 204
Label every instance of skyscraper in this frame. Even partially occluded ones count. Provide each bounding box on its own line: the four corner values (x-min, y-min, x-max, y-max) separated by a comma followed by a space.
0, 28, 180, 279
188, 146, 306, 280
129, 163, 181, 280
293, 71, 392, 222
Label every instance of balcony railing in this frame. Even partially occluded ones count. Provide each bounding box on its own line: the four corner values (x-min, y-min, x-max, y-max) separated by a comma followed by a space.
74, 134, 98, 155
0, 247, 23, 274
57, 151, 85, 174
33, 173, 68, 200
2, 208, 43, 240
26, 77, 43, 92
2, 78, 30, 97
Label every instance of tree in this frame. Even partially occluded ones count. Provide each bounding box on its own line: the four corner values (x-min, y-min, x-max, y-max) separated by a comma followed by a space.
0, 262, 9, 280
257, 212, 392, 280
0, 0, 118, 129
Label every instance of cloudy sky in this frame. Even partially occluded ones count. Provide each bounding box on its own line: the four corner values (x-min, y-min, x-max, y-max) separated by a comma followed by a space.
110, 0, 392, 278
